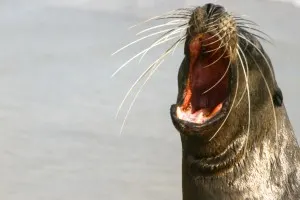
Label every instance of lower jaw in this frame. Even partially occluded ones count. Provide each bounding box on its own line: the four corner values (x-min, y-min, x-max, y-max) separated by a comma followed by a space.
176, 103, 223, 124
173, 97, 230, 128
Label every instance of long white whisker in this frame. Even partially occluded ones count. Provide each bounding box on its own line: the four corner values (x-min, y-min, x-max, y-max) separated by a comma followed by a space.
136, 20, 187, 36
112, 28, 174, 56
205, 12, 225, 28
115, 39, 182, 118
237, 24, 273, 44
204, 40, 226, 54
203, 30, 231, 56
248, 50, 278, 147
235, 85, 247, 108
132, 7, 194, 28
235, 21, 258, 28
238, 34, 275, 83
115, 59, 161, 119
243, 32, 273, 45
203, 21, 232, 47
202, 57, 231, 94
201, 28, 225, 43
203, 32, 226, 47
111, 34, 180, 78
209, 33, 233, 57
209, 50, 239, 141
202, 32, 231, 56
208, 3, 217, 16
128, 8, 190, 29
238, 26, 272, 41
234, 17, 259, 27
236, 47, 251, 157
111, 51, 147, 78
203, 46, 227, 69
170, 24, 188, 56
205, 24, 219, 34
119, 59, 165, 134
235, 44, 249, 107
171, 36, 186, 55
138, 26, 187, 63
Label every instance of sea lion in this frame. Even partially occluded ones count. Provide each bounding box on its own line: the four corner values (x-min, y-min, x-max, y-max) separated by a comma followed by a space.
113, 3, 300, 200
169, 4, 300, 200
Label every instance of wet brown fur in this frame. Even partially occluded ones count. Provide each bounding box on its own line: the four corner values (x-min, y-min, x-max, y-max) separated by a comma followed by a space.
170, 4, 300, 200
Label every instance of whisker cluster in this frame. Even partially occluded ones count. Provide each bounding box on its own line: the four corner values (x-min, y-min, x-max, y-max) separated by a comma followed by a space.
236, 45, 251, 156
112, 6, 277, 139
112, 8, 193, 134
209, 14, 277, 145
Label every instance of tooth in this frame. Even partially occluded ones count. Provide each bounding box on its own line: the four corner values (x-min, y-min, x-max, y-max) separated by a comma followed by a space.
176, 107, 182, 119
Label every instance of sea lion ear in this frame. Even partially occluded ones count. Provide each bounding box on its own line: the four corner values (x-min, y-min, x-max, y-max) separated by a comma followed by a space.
273, 87, 283, 107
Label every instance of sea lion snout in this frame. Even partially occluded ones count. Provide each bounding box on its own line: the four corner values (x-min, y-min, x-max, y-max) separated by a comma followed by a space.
188, 4, 226, 36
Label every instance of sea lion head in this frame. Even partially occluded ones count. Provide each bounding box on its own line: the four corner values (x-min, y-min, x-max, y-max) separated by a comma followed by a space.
169, 3, 280, 174
112, 2, 282, 175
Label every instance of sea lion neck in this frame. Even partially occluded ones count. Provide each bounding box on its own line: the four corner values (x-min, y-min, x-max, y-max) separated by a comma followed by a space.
179, 128, 246, 175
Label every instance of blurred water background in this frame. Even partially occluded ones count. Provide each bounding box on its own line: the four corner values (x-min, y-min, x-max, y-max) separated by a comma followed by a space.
0, 0, 299, 199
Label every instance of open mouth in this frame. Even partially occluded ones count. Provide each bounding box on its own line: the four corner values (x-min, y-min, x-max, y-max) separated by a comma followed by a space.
176, 34, 230, 125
